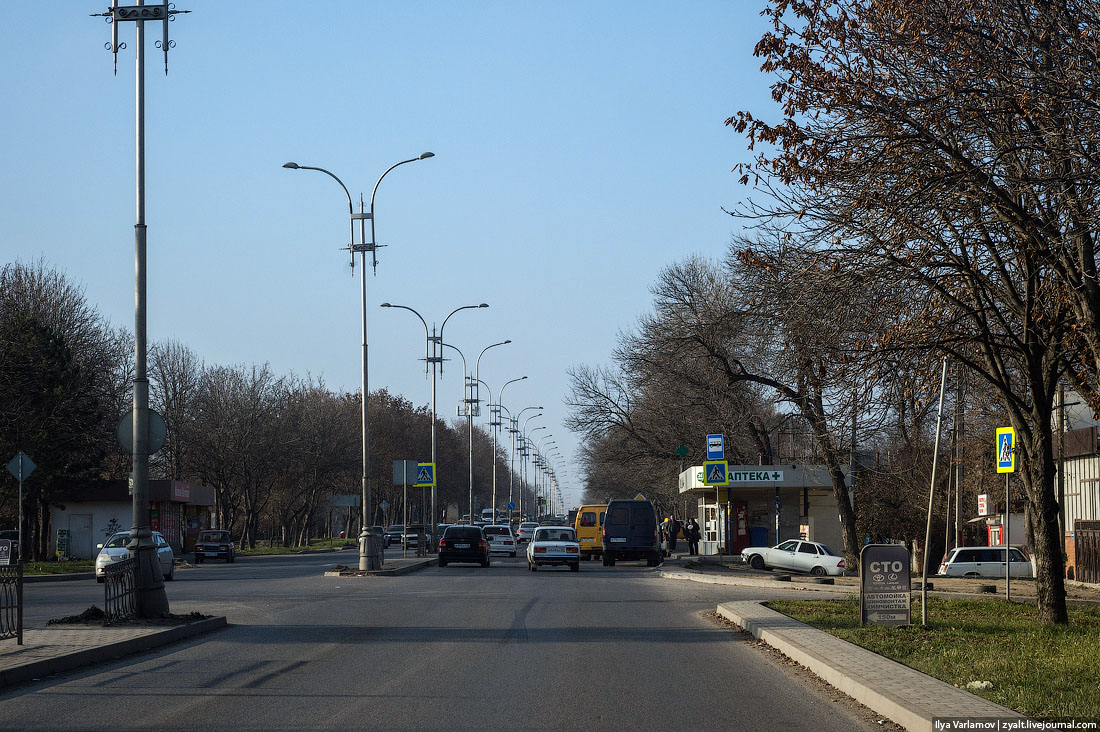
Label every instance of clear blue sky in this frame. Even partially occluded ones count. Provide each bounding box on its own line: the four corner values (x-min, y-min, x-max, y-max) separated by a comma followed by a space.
1, 1, 777, 509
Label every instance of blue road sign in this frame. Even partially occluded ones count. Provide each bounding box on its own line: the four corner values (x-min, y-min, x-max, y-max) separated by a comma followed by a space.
702, 460, 729, 486
706, 434, 724, 461
413, 462, 436, 487
508, 501, 515, 511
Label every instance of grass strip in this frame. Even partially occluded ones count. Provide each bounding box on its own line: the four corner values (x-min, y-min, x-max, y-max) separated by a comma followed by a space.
766, 594, 1100, 721
237, 538, 356, 555
22, 560, 95, 575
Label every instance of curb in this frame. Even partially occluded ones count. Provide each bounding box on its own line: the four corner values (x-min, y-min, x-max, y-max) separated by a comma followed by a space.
659, 569, 853, 594
323, 559, 434, 578
23, 572, 96, 583
0, 616, 228, 689
717, 601, 1023, 731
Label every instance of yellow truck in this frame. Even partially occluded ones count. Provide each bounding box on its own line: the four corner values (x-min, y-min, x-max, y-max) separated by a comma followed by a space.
573, 504, 607, 561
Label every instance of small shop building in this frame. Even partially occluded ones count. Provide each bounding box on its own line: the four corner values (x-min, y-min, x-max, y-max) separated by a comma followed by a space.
50, 479, 215, 559
678, 464, 847, 556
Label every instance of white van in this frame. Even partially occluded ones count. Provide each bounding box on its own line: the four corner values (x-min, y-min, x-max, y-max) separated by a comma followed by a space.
937, 546, 1033, 578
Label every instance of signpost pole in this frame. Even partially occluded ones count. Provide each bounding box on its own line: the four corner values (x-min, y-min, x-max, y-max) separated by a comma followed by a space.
1006, 473, 1011, 601
402, 463, 408, 560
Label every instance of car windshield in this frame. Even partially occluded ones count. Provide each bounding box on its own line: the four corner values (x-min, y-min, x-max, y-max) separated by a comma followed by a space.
198, 531, 229, 542
104, 534, 130, 549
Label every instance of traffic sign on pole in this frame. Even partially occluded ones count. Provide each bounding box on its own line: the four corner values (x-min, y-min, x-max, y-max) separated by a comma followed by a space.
996, 427, 1015, 473
706, 434, 724, 461
414, 462, 436, 487
702, 460, 729, 486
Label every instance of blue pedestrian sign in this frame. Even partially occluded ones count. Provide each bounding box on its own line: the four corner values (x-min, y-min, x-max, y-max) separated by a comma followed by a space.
413, 462, 436, 487
996, 427, 1015, 473
508, 501, 515, 511
706, 434, 725, 461
703, 460, 729, 486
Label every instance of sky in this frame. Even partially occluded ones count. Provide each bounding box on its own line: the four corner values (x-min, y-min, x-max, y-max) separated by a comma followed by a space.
0, 1, 778, 510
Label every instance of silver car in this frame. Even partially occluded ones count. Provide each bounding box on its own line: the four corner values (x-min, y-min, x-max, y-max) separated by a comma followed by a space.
95, 530, 175, 582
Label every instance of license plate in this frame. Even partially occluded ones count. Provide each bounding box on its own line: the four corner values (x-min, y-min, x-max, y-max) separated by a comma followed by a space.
455, 543, 470, 549
580, 538, 593, 542
610, 537, 627, 543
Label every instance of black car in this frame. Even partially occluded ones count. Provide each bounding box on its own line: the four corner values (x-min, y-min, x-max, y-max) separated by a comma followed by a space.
601, 498, 661, 567
437, 525, 490, 567
371, 526, 391, 548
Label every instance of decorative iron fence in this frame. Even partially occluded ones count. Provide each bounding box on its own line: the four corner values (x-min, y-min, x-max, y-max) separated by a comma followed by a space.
1, 562, 23, 644
104, 556, 137, 625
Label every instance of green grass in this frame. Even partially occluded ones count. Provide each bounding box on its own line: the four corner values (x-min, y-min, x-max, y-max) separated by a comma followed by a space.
766, 595, 1100, 720
21, 560, 95, 575
236, 538, 356, 555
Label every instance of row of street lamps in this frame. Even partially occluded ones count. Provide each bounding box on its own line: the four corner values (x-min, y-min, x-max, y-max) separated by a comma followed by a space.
285, 154, 568, 559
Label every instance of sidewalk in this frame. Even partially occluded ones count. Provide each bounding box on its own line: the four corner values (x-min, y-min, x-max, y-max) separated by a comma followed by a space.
0, 617, 226, 688
718, 601, 1023, 732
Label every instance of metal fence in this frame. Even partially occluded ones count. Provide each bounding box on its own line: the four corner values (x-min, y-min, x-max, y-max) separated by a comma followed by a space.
1, 563, 23, 644
1076, 520, 1100, 585
104, 556, 137, 625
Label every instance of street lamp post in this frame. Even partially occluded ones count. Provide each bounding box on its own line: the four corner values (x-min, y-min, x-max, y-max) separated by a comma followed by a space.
92, 1, 190, 618
284, 152, 433, 571
491, 377, 526, 523
472, 341, 511, 520
526, 425, 547, 517
382, 302, 486, 540
514, 409, 542, 518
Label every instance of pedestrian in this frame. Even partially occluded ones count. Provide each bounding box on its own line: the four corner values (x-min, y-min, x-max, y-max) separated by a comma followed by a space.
684, 517, 701, 556
667, 516, 681, 553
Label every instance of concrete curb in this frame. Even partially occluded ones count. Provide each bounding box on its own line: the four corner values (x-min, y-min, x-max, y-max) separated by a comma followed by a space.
0, 616, 228, 689
717, 601, 1023, 732
659, 569, 854, 594
323, 559, 434, 578
23, 572, 96, 583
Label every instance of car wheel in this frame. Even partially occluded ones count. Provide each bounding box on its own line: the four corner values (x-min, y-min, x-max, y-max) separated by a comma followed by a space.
164, 565, 174, 581
510, 551, 517, 558
570, 562, 580, 572
964, 572, 981, 578
602, 554, 611, 567
749, 554, 765, 570
482, 558, 491, 568
530, 563, 537, 572
96, 577, 104, 583
438, 558, 447, 567
810, 565, 826, 577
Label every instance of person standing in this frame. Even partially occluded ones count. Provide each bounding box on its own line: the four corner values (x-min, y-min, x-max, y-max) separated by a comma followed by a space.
667, 516, 681, 553
684, 517, 701, 556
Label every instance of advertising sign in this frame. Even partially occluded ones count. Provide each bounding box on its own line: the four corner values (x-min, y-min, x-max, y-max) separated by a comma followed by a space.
977, 494, 989, 517
860, 544, 911, 627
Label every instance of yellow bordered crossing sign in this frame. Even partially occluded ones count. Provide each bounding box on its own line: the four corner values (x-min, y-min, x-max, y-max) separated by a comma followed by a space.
413, 462, 436, 487
998, 424, 1012, 471
702, 460, 729, 486
996, 427, 1015, 474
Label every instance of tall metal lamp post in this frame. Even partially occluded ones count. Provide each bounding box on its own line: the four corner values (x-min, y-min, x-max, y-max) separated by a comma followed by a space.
490, 377, 526, 522
284, 152, 433, 570
91, 1, 192, 617
382, 303, 486, 539
472, 341, 511, 519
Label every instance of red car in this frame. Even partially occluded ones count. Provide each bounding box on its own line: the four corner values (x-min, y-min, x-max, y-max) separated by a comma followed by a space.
194, 530, 235, 563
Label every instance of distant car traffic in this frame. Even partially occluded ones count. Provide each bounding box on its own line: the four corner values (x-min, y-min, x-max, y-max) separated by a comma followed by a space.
386, 525, 404, 547
741, 540, 846, 576
371, 526, 392, 548
482, 525, 518, 556
515, 522, 539, 544
193, 529, 234, 563
526, 526, 580, 571
96, 530, 174, 581
437, 525, 490, 567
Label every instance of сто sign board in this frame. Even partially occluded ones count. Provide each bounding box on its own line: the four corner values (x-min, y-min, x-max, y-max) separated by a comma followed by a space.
860, 544, 911, 627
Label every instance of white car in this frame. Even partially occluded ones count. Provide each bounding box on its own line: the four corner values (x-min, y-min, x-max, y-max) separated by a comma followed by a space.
482, 524, 518, 556
741, 539, 846, 576
937, 546, 1033, 578
95, 530, 175, 582
526, 526, 580, 572
515, 522, 539, 544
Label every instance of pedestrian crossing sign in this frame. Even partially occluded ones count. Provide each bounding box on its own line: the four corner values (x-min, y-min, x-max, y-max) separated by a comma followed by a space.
996, 427, 1015, 473
703, 460, 728, 486
414, 462, 436, 487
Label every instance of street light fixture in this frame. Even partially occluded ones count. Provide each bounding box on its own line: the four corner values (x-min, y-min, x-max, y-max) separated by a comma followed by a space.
491, 376, 526, 520
284, 152, 433, 570
471, 340, 511, 519
382, 301, 486, 539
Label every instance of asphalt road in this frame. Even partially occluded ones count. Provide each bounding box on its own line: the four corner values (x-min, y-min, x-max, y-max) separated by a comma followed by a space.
1, 549, 883, 731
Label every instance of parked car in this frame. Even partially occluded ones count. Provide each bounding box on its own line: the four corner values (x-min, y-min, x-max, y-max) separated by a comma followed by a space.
937, 545, 1033, 578
741, 540, 846, 576
601, 498, 661, 567
193, 529, 235, 563
482, 524, 518, 556
403, 524, 430, 548
526, 526, 581, 572
95, 530, 174, 582
386, 525, 404, 547
437, 525, 490, 567
368, 526, 391, 548
515, 522, 539, 544
574, 504, 606, 561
